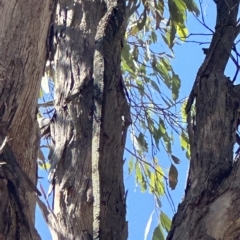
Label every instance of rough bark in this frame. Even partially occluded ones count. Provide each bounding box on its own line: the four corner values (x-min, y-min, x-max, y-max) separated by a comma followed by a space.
46, 0, 131, 239
168, 1, 240, 239
0, 1, 55, 239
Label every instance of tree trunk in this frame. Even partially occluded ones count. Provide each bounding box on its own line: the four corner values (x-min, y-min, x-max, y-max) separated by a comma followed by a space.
168, 1, 240, 239
47, 0, 130, 239
0, 1, 54, 239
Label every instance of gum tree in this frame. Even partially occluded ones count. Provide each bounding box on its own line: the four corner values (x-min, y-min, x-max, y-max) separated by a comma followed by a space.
0, 1, 54, 239
168, 1, 240, 239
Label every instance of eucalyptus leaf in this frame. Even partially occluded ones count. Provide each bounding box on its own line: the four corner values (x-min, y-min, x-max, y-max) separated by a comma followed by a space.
152, 224, 165, 240
169, 163, 178, 190
171, 155, 181, 164
160, 211, 172, 233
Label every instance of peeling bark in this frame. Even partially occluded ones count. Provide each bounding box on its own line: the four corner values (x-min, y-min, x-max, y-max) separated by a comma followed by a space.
168, 1, 240, 239
48, 0, 130, 239
0, 1, 55, 239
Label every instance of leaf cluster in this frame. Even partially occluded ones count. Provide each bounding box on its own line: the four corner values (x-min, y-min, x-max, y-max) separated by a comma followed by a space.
124, 0, 198, 238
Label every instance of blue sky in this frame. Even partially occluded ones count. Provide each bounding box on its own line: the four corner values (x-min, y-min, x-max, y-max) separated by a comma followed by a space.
35, 1, 238, 239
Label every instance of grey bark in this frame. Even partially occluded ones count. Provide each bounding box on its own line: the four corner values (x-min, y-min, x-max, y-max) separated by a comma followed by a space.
168, 1, 240, 239
0, 1, 55, 239
47, 0, 131, 239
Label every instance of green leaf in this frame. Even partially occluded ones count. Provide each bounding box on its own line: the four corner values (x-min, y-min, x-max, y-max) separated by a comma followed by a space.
156, 60, 172, 89
176, 23, 189, 40
146, 116, 155, 133
140, 179, 147, 192
122, 59, 135, 75
130, 23, 139, 35
152, 126, 161, 149
150, 80, 161, 93
136, 132, 148, 152
168, 0, 190, 46
121, 42, 136, 75
181, 100, 188, 123
38, 162, 51, 170
169, 163, 178, 190
155, 178, 165, 196
183, 0, 200, 16
156, 165, 164, 180
151, 31, 158, 43
161, 58, 172, 71
170, 0, 187, 23
159, 118, 166, 135
163, 133, 172, 154
160, 211, 172, 233
145, 163, 151, 178
171, 155, 181, 164
172, 73, 180, 100
136, 79, 145, 96
140, 120, 147, 130
136, 162, 143, 183
155, 165, 165, 196
180, 130, 190, 159
150, 172, 155, 193
158, 118, 172, 153
152, 224, 165, 240
174, 0, 187, 11
180, 130, 189, 150
167, 24, 177, 49
128, 158, 134, 174
147, 162, 164, 196
161, 33, 171, 48
159, 125, 172, 154
156, 0, 164, 16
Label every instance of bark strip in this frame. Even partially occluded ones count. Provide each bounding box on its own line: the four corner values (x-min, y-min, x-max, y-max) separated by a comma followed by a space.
48, 0, 129, 239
